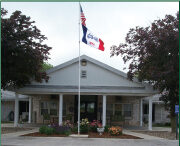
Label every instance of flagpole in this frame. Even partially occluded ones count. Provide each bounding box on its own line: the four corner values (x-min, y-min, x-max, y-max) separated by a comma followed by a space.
78, 1, 81, 135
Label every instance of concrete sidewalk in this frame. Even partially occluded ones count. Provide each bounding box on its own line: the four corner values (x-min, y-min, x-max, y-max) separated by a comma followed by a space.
1, 123, 14, 127
1, 128, 179, 146
2, 128, 39, 137
1, 126, 178, 146
123, 130, 164, 140
2, 136, 178, 146
152, 127, 171, 131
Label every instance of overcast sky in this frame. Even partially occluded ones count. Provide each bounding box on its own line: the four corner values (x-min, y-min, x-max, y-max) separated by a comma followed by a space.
2, 2, 179, 72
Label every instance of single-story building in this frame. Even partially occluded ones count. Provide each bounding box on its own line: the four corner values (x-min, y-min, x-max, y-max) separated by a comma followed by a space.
8, 55, 170, 130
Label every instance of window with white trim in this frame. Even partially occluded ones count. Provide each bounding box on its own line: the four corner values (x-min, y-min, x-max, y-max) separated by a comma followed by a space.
50, 102, 57, 116
107, 104, 113, 116
115, 104, 123, 115
40, 101, 58, 116
41, 102, 48, 115
123, 104, 132, 118
112, 103, 133, 119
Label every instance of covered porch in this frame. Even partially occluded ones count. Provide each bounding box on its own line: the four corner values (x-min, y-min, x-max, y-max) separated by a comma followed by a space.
14, 93, 154, 130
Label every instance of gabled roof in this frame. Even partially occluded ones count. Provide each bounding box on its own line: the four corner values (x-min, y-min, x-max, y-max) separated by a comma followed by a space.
14, 55, 158, 96
47, 55, 139, 83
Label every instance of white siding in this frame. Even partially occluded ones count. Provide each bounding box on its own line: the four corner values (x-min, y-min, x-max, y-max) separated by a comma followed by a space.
32, 61, 143, 88
154, 104, 170, 123
1, 101, 15, 121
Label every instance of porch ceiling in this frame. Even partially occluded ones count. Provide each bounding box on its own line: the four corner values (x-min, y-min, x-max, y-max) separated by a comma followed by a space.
14, 85, 157, 96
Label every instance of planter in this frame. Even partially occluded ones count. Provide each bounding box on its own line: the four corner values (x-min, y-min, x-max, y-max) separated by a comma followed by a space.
97, 128, 104, 135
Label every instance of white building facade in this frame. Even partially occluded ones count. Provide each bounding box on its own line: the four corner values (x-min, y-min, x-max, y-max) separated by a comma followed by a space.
12, 55, 168, 130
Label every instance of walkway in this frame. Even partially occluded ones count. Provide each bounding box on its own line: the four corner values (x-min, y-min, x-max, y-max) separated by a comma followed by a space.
2, 136, 178, 146
1, 124, 178, 146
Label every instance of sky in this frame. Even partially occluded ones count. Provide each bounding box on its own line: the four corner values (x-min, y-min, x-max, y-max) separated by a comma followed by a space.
2, 2, 179, 73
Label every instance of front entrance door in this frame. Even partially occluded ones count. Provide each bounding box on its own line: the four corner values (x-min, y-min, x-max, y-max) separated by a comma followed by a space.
74, 95, 97, 123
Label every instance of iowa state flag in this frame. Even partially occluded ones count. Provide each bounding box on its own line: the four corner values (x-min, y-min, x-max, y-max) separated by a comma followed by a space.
80, 4, 105, 51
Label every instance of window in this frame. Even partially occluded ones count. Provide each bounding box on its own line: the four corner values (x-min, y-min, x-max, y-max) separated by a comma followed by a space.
80, 103, 85, 113
50, 102, 57, 116
87, 103, 95, 113
41, 102, 48, 115
40, 101, 58, 116
123, 104, 132, 118
115, 104, 122, 116
81, 70, 87, 78
112, 103, 133, 119
107, 104, 113, 116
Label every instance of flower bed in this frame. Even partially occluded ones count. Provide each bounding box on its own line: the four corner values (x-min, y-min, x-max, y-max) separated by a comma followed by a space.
22, 132, 69, 137
21, 118, 141, 139
88, 132, 142, 139
23, 131, 142, 139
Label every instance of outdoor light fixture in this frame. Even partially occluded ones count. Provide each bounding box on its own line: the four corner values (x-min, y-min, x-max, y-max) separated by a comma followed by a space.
81, 60, 87, 66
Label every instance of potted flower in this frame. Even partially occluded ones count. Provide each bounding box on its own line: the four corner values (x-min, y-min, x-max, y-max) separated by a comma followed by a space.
89, 120, 101, 132
97, 123, 104, 135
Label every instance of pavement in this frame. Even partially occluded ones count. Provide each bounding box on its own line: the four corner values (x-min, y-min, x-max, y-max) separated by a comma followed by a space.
1, 124, 179, 146
1, 123, 14, 127
152, 127, 171, 131
123, 130, 164, 140
1, 135, 179, 146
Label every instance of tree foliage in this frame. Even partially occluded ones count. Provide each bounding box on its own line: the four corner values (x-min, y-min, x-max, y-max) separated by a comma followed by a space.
1, 8, 52, 89
41, 63, 53, 72
111, 12, 179, 131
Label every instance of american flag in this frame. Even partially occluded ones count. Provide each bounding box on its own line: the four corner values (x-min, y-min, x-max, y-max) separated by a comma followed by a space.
80, 4, 86, 26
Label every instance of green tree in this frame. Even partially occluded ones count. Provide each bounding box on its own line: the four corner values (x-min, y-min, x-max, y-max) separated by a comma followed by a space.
41, 63, 53, 72
2, 8, 52, 89
111, 12, 179, 132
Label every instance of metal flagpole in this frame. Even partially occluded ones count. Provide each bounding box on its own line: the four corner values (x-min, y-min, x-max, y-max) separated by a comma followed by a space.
78, 1, 81, 135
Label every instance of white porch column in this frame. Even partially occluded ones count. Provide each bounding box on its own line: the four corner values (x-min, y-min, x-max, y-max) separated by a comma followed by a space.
102, 95, 107, 127
28, 97, 32, 123
148, 98, 152, 130
59, 94, 63, 125
14, 93, 19, 127
140, 98, 143, 127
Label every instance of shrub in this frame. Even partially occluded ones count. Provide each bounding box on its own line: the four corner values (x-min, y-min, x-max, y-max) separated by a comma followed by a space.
104, 125, 110, 133
108, 126, 122, 136
64, 130, 71, 136
80, 125, 88, 134
44, 127, 54, 135
50, 124, 71, 136
39, 126, 48, 134
71, 126, 78, 133
39, 126, 54, 135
